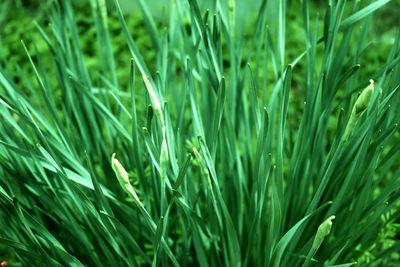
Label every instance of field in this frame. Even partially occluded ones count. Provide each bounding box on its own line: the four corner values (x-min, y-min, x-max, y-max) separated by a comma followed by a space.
1, 0, 400, 266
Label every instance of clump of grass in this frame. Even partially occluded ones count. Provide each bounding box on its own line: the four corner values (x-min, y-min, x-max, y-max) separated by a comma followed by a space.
1, 0, 400, 266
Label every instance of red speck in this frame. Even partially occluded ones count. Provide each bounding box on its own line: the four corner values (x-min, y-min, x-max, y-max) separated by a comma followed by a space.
1, 261, 7, 266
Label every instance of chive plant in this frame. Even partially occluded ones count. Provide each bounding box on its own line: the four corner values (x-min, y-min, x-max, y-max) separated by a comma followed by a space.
1, 0, 400, 266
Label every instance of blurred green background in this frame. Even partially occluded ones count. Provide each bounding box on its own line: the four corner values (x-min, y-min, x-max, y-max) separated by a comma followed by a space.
1, 0, 399, 90
1, 0, 398, 149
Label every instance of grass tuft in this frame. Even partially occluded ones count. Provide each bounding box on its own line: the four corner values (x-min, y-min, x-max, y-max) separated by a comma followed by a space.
1, 0, 400, 266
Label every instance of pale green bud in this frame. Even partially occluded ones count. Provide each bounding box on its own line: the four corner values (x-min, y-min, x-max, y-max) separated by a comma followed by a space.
344, 80, 374, 139
312, 215, 335, 250
111, 153, 142, 206
354, 79, 374, 116
143, 74, 164, 126
111, 153, 130, 193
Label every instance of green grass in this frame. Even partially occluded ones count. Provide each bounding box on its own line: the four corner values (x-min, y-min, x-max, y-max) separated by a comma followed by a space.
1, 0, 400, 266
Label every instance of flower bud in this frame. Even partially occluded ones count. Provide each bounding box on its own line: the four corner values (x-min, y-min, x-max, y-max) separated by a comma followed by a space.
312, 215, 335, 250
111, 153, 130, 193
344, 80, 374, 139
354, 79, 374, 116
143, 74, 164, 126
111, 153, 142, 206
